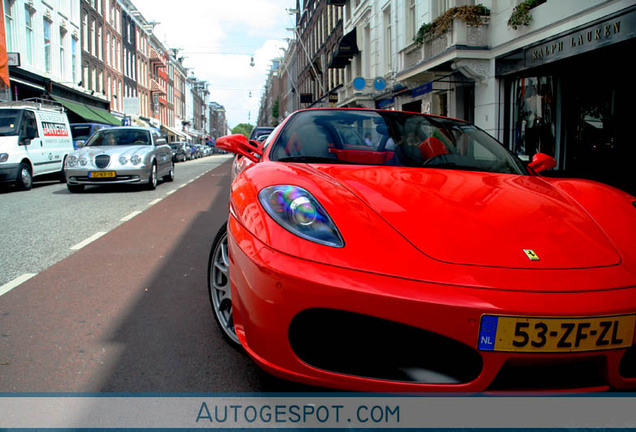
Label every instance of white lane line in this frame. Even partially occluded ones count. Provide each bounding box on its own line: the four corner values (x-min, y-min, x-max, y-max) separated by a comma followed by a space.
121, 210, 142, 222
165, 189, 175, 196
148, 198, 162, 206
70, 232, 106, 251
0, 273, 37, 297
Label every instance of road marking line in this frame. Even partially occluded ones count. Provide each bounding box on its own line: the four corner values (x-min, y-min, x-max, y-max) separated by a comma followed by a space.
166, 189, 175, 196
148, 198, 162, 206
121, 210, 142, 222
0, 273, 37, 297
70, 232, 106, 251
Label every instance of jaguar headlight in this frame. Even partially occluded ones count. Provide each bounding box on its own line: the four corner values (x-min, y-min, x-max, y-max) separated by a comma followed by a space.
258, 185, 344, 248
131, 154, 142, 165
66, 156, 77, 167
119, 156, 128, 165
79, 157, 88, 166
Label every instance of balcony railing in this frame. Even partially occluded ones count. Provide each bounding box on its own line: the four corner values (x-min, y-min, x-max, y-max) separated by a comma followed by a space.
400, 17, 489, 71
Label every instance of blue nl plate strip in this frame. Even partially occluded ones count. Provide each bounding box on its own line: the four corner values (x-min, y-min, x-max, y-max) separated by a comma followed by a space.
478, 315, 498, 351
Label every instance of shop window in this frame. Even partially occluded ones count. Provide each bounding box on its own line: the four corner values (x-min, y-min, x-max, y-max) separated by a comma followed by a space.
510, 76, 555, 161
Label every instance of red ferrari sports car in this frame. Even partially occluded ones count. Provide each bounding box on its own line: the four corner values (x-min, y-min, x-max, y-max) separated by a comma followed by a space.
208, 108, 636, 392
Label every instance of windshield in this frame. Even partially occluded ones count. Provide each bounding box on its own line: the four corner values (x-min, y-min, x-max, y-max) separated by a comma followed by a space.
269, 109, 528, 175
86, 129, 151, 147
0, 109, 22, 137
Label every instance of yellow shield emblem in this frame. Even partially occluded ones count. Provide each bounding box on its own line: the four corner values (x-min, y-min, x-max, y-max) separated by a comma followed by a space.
523, 249, 540, 261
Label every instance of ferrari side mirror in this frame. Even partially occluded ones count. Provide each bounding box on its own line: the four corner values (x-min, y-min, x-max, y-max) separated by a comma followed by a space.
528, 152, 556, 173
217, 134, 263, 163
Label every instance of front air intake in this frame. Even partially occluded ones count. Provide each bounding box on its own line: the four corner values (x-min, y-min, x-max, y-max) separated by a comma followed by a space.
95, 155, 110, 169
289, 308, 482, 384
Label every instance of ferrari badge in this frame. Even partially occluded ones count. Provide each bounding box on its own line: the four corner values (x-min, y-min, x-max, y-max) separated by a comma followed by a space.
523, 249, 540, 261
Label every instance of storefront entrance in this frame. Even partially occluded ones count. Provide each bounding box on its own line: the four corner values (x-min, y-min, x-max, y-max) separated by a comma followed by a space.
504, 34, 635, 196
561, 40, 634, 195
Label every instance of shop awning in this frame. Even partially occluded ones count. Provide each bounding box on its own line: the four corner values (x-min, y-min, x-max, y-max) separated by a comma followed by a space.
85, 105, 121, 125
52, 96, 120, 125
329, 29, 359, 69
10, 77, 45, 91
161, 124, 187, 141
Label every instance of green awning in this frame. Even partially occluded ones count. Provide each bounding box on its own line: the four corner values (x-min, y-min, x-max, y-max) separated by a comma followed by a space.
52, 96, 121, 125
85, 105, 122, 125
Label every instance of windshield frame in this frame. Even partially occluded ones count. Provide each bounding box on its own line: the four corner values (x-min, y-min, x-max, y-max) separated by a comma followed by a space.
85, 129, 153, 147
0, 109, 24, 137
268, 109, 529, 175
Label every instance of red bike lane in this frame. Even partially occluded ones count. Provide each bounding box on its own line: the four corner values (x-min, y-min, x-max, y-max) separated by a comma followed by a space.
0, 160, 308, 393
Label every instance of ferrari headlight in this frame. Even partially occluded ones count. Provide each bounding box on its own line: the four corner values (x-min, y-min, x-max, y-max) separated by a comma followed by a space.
131, 154, 142, 165
259, 185, 344, 248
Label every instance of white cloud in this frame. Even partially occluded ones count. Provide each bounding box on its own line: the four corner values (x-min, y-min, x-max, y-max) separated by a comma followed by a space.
132, 0, 295, 129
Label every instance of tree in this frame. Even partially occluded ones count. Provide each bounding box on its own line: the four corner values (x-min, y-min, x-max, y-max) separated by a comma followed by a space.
231, 123, 253, 138
272, 98, 280, 123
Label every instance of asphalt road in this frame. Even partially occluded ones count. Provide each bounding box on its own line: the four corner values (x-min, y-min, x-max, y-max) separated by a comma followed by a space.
0, 155, 319, 393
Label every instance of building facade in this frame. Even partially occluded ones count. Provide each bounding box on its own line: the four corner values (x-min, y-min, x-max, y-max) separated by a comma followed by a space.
3, 0, 221, 143
266, 0, 635, 196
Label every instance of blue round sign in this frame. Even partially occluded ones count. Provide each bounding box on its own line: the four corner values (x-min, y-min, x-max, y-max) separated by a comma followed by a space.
353, 77, 366, 91
373, 77, 387, 91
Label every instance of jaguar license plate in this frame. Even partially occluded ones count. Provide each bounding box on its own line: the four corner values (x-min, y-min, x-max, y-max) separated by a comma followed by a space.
89, 171, 116, 178
478, 314, 636, 353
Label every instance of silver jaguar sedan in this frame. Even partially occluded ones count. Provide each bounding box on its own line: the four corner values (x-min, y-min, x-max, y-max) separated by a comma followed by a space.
65, 127, 174, 192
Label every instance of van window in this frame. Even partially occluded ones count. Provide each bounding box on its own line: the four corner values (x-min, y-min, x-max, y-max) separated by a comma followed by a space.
0, 109, 21, 136
21, 111, 38, 138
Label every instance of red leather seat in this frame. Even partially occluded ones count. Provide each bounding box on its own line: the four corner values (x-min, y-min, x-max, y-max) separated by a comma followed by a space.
418, 137, 449, 161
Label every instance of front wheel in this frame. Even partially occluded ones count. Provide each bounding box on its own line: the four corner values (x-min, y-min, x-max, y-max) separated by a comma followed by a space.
207, 224, 241, 347
16, 162, 33, 190
146, 162, 157, 190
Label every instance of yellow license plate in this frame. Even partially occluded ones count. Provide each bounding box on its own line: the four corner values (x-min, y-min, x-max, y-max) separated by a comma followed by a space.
479, 314, 636, 353
89, 171, 116, 178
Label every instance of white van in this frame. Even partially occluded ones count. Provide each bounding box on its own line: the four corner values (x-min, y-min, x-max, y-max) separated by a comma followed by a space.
0, 98, 75, 190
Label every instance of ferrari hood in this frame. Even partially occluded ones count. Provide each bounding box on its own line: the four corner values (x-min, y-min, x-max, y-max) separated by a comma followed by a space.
317, 166, 621, 270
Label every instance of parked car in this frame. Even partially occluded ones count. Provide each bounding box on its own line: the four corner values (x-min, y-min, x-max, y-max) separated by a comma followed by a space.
208, 107, 636, 392
170, 142, 189, 162
187, 143, 199, 159
65, 126, 174, 192
0, 98, 75, 190
195, 144, 208, 158
70, 123, 113, 149
249, 126, 275, 141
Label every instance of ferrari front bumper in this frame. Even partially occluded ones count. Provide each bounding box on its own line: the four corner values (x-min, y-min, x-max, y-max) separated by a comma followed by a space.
228, 217, 636, 392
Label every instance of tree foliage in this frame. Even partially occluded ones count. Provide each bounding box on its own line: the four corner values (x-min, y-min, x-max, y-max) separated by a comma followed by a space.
231, 123, 253, 138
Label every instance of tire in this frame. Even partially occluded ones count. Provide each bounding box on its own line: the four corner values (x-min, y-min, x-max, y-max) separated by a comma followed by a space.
146, 162, 157, 190
207, 223, 241, 348
59, 157, 67, 183
16, 162, 33, 191
163, 163, 175, 182
67, 184, 85, 193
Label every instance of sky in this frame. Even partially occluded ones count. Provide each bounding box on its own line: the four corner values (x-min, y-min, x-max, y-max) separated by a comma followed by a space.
132, 0, 296, 130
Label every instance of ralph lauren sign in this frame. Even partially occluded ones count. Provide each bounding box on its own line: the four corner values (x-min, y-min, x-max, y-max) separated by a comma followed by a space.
524, 7, 635, 67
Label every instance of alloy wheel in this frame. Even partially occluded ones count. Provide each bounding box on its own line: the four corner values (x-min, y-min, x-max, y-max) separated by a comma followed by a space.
208, 226, 240, 346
